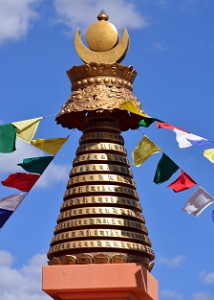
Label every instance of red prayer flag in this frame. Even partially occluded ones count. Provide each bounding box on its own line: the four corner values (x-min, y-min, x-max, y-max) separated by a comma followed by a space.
167, 170, 197, 193
1, 173, 40, 192
156, 122, 189, 132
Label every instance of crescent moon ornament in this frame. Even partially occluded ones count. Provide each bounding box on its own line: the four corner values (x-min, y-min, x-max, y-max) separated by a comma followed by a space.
74, 14, 130, 64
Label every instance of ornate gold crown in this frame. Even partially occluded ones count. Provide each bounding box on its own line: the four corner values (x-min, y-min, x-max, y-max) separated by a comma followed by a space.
67, 62, 137, 92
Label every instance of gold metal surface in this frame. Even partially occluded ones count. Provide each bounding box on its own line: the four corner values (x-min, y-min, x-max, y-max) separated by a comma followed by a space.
67, 174, 136, 188
75, 28, 129, 64
54, 217, 148, 233
86, 17, 118, 52
64, 184, 138, 198
73, 153, 130, 165
57, 85, 139, 116
51, 229, 151, 246
79, 132, 124, 143
61, 196, 141, 211
70, 164, 132, 177
48, 240, 155, 259
57, 206, 144, 223
76, 143, 127, 155
83, 121, 121, 132
67, 62, 137, 88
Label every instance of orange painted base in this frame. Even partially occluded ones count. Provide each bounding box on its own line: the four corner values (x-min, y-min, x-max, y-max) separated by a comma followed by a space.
42, 263, 158, 300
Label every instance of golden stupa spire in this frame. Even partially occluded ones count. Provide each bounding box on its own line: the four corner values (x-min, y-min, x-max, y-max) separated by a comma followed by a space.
47, 12, 155, 272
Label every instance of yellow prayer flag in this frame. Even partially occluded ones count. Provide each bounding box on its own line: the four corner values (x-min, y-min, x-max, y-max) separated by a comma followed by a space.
12, 117, 43, 143
120, 101, 150, 117
31, 137, 68, 155
203, 148, 214, 163
132, 135, 162, 167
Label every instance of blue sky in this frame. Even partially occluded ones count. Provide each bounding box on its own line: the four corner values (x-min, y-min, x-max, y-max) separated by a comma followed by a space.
0, 0, 214, 299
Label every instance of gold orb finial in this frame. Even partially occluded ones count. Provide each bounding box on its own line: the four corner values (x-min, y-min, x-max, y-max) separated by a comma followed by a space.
86, 11, 118, 52
74, 12, 130, 63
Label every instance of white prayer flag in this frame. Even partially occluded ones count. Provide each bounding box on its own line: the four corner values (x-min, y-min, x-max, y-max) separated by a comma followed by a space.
0, 194, 26, 211
0, 194, 26, 228
173, 129, 207, 149
183, 186, 214, 217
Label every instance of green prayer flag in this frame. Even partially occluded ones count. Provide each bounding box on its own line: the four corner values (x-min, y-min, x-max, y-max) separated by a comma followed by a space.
139, 118, 163, 128
18, 156, 54, 174
153, 153, 179, 184
0, 124, 16, 153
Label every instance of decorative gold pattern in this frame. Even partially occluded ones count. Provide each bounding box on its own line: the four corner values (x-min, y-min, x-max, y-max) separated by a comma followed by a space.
83, 121, 121, 132
54, 217, 148, 233
64, 185, 138, 199
61, 255, 76, 265
93, 253, 111, 264
79, 131, 124, 143
76, 143, 127, 155
57, 206, 144, 223
56, 61, 144, 131
48, 254, 155, 269
67, 174, 136, 188
58, 85, 139, 114
76, 253, 93, 264
111, 254, 127, 263
67, 63, 137, 87
48, 239, 155, 260
70, 164, 132, 177
72, 153, 130, 165
61, 196, 141, 211
51, 229, 151, 246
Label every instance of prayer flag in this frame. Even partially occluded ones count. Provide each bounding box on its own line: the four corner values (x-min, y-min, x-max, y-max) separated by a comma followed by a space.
187, 139, 213, 147
154, 153, 179, 184
0, 194, 26, 228
156, 122, 208, 149
212, 210, 214, 222
167, 170, 197, 193
174, 129, 209, 149
156, 122, 186, 131
183, 186, 214, 217
203, 149, 214, 163
120, 101, 149, 117
132, 135, 161, 167
1, 173, 40, 192
0, 124, 16, 153
31, 137, 68, 155
139, 118, 163, 128
12, 117, 43, 143
18, 156, 54, 174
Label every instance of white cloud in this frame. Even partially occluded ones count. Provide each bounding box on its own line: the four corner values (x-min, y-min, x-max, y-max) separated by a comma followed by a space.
199, 271, 214, 285
0, 0, 41, 45
0, 250, 49, 300
0, 139, 70, 188
35, 161, 70, 188
0, 139, 42, 174
191, 292, 214, 300
161, 289, 183, 300
53, 0, 149, 34
157, 254, 185, 268
151, 41, 167, 51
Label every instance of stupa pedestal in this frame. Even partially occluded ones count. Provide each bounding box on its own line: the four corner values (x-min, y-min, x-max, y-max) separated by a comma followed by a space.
42, 263, 158, 300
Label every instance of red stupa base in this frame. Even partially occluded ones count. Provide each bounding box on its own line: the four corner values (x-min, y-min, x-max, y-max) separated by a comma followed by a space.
42, 263, 158, 300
